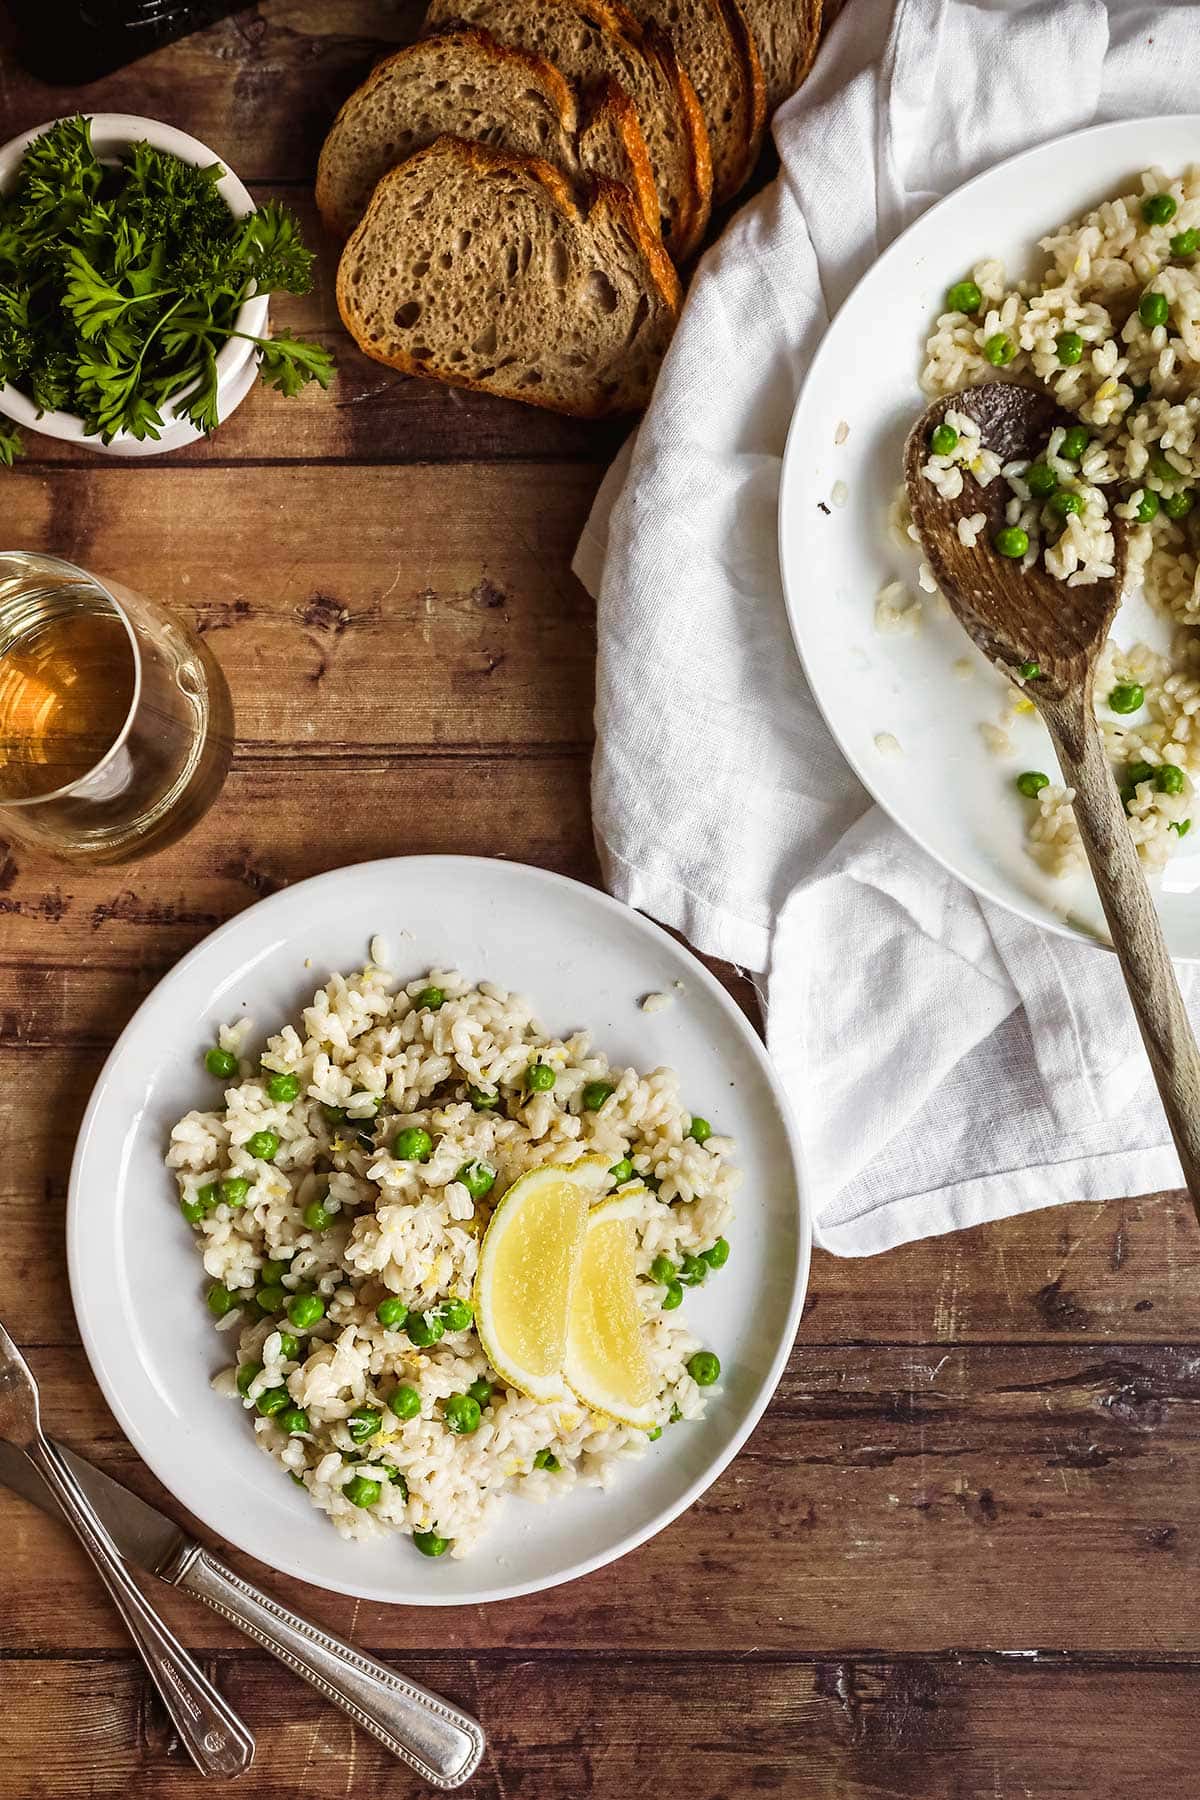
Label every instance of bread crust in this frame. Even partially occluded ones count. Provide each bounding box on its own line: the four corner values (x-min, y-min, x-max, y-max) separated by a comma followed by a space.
316, 30, 579, 237
740, 0, 823, 115
579, 77, 661, 241
335, 135, 680, 418
715, 0, 767, 197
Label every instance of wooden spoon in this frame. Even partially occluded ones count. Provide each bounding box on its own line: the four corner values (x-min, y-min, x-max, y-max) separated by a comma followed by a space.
905, 380, 1200, 1208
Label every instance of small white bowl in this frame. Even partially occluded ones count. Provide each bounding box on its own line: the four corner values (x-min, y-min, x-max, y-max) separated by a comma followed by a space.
0, 115, 268, 458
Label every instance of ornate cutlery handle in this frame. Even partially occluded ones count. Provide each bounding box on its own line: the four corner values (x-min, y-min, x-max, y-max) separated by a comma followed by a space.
31, 1440, 254, 1779
171, 1547, 484, 1789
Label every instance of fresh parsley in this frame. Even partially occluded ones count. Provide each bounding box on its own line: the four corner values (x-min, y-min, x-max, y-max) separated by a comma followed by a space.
0, 116, 333, 458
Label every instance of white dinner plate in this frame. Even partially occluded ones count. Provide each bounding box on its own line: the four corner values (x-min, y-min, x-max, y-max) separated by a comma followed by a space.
68, 857, 810, 1605
778, 114, 1200, 958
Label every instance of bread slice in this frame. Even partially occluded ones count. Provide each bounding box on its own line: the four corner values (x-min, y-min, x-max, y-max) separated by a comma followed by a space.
317, 32, 580, 238
317, 30, 658, 244
336, 136, 682, 416
738, 0, 822, 115
624, 0, 765, 202
424, 0, 711, 260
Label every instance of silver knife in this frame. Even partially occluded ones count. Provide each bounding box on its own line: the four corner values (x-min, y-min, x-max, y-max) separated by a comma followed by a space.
0, 1439, 484, 1791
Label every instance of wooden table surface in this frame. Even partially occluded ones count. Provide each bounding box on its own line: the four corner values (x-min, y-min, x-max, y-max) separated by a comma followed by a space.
2, 6, 1199, 1796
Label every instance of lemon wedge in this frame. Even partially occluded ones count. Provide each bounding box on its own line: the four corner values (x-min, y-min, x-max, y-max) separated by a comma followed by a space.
474, 1156, 611, 1402
564, 1188, 657, 1430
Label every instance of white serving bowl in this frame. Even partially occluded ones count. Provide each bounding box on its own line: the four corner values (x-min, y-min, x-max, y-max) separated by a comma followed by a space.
0, 114, 268, 458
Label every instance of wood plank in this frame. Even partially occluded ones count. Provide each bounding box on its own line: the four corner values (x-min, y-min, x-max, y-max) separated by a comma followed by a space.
0, 1651, 1198, 1799
4, 1344, 1200, 1654
2, 464, 599, 747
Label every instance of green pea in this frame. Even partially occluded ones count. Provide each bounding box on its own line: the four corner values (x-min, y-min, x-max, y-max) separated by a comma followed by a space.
1059, 425, 1090, 461
389, 1384, 421, 1420
661, 1279, 683, 1311
348, 1406, 382, 1443
1026, 462, 1057, 499
1156, 764, 1186, 794
929, 423, 958, 456
1140, 291, 1169, 329
1056, 331, 1084, 365
406, 1311, 444, 1348
219, 1176, 250, 1209
703, 1237, 730, 1269
526, 1061, 556, 1092
457, 1159, 496, 1200
265, 1072, 300, 1103
288, 1292, 325, 1330
1150, 451, 1181, 482
392, 1126, 432, 1161
344, 1474, 381, 1508
415, 985, 445, 1010
255, 1386, 290, 1417
443, 1394, 482, 1435
1142, 192, 1178, 225
280, 1406, 310, 1435
650, 1255, 676, 1284
467, 1378, 493, 1408
1127, 761, 1155, 788
581, 1080, 615, 1111
1171, 819, 1192, 837
1109, 682, 1145, 715
688, 1350, 721, 1387
180, 1193, 209, 1224
609, 1157, 634, 1183
647, 1426, 663, 1441
321, 1103, 346, 1126
206, 1282, 240, 1318
1016, 771, 1050, 798
1164, 490, 1194, 519
686, 1117, 712, 1144
236, 1361, 262, 1397
945, 278, 982, 315
1136, 488, 1161, 522
376, 1297, 409, 1329
1170, 228, 1200, 257
1018, 660, 1041, 681
679, 1253, 707, 1287
533, 1448, 561, 1471
303, 1201, 333, 1232
994, 526, 1029, 559
984, 332, 1015, 367
276, 1332, 300, 1361
260, 1257, 290, 1285
378, 1467, 409, 1499
256, 1284, 287, 1314
246, 1129, 280, 1161
1047, 490, 1083, 519
468, 1086, 499, 1110
440, 1297, 473, 1332
413, 1530, 450, 1556
205, 1046, 238, 1079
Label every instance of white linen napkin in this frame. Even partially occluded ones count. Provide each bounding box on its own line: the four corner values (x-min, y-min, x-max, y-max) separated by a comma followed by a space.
573, 0, 1200, 1254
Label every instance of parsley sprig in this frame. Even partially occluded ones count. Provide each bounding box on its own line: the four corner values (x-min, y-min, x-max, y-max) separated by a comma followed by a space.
0, 116, 333, 457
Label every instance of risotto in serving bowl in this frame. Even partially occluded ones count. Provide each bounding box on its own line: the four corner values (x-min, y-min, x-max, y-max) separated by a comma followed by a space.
69, 857, 809, 1604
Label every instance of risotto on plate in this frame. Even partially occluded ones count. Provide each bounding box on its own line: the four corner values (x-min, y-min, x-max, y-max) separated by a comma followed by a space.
166, 947, 738, 1560
888, 165, 1200, 877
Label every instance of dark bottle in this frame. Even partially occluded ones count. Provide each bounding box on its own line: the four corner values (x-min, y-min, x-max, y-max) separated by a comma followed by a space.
4, 0, 257, 85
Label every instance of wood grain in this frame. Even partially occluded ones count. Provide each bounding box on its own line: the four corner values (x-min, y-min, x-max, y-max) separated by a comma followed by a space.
0, 1652, 1196, 1798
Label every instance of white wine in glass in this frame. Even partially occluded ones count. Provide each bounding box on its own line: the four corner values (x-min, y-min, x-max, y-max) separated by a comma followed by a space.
0, 551, 233, 862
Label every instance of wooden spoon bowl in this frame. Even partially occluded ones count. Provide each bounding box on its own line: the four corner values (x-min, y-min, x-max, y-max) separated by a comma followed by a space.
905, 381, 1200, 1212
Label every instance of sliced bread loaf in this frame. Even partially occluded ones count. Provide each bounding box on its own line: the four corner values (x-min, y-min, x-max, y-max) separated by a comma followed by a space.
624, 0, 764, 202
336, 136, 682, 416
738, 0, 822, 115
424, 0, 711, 260
317, 32, 579, 238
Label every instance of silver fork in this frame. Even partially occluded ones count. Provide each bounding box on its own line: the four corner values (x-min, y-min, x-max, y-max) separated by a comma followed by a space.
0, 1322, 254, 1779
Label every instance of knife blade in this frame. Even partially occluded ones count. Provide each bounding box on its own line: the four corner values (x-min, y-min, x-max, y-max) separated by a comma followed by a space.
0, 1438, 485, 1790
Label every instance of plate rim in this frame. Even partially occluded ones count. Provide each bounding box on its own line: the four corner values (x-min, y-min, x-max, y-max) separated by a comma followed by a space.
777, 111, 1200, 962
67, 854, 812, 1605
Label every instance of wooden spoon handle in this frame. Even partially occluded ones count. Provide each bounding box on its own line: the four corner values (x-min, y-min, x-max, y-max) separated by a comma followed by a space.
1043, 694, 1200, 1210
